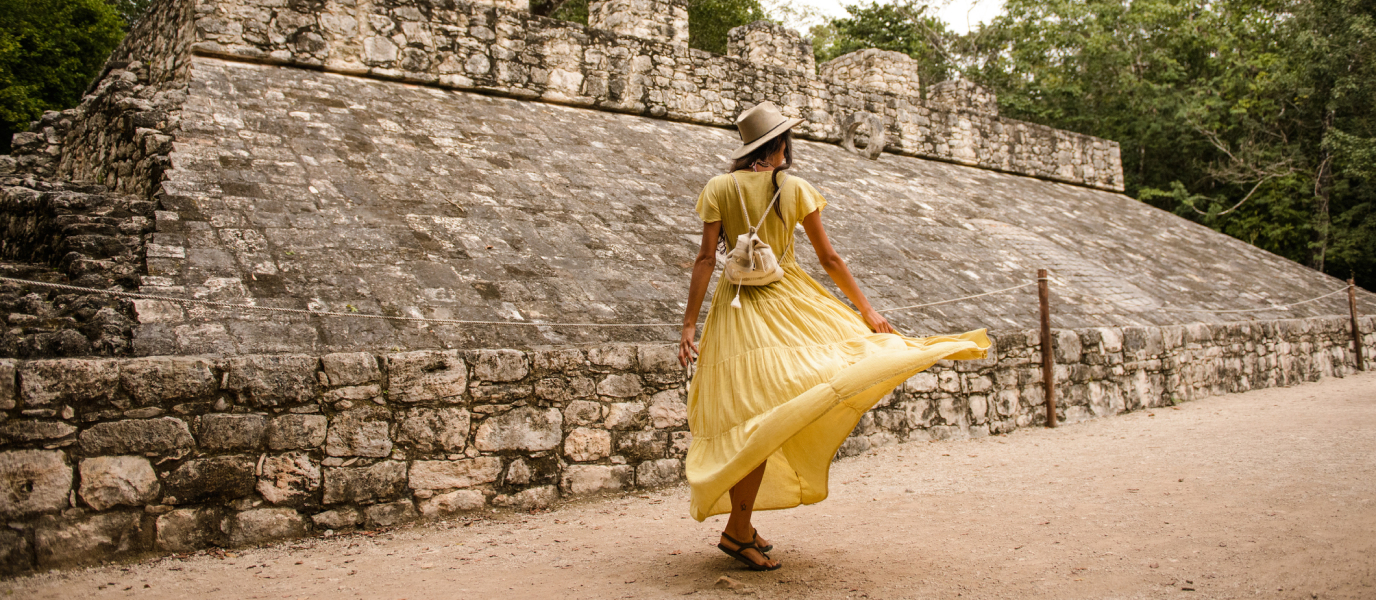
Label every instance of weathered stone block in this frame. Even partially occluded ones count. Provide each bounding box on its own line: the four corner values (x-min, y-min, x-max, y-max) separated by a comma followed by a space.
79, 456, 159, 510
321, 352, 381, 386
1054, 330, 1082, 363
472, 349, 529, 382
311, 507, 361, 530
0, 359, 17, 410
226, 508, 307, 547
670, 431, 692, 457
197, 413, 267, 451
156, 506, 222, 552
588, 345, 636, 370
0, 450, 71, 518
266, 414, 327, 450
534, 377, 572, 402
534, 348, 585, 372
492, 485, 557, 511
395, 407, 470, 453
35, 511, 145, 568
120, 357, 216, 405
473, 407, 562, 452
20, 358, 119, 406
563, 399, 602, 426
906, 372, 938, 393
637, 344, 679, 373
322, 460, 407, 505
605, 401, 646, 429
648, 389, 686, 429
597, 373, 642, 398
162, 456, 256, 504
418, 489, 485, 517
325, 406, 393, 457
257, 451, 321, 505
0, 420, 77, 443
79, 417, 194, 456
560, 465, 632, 496
505, 458, 532, 485
564, 427, 611, 462
636, 458, 682, 487
325, 384, 381, 402
0, 528, 33, 575
222, 354, 320, 406
616, 430, 666, 462
408, 457, 502, 490
386, 350, 466, 402
365, 500, 418, 527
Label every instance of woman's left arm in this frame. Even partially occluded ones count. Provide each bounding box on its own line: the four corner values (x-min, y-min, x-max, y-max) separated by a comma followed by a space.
801, 210, 895, 334
680, 221, 722, 366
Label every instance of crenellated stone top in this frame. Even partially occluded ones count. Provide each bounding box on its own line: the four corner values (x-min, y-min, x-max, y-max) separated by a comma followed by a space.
928, 78, 998, 115
817, 48, 923, 102
728, 20, 816, 77
589, 0, 690, 47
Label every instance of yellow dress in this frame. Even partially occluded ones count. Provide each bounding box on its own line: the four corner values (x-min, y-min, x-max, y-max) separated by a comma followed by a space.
686, 170, 991, 521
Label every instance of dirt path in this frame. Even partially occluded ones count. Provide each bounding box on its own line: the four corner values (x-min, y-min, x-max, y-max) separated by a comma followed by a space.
9, 372, 1376, 600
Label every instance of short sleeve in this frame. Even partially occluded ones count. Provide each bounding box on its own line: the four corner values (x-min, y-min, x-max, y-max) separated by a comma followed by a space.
793, 178, 828, 220
694, 177, 723, 223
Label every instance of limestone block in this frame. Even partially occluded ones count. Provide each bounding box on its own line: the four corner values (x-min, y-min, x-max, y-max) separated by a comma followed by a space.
648, 389, 686, 429
156, 506, 222, 552
563, 400, 602, 426
906, 372, 938, 393
564, 427, 611, 462
79, 456, 159, 510
469, 382, 532, 403
325, 384, 381, 402
670, 431, 692, 457
34, 511, 145, 569
900, 399, 934, 428
162, 456, 256, 504
197, 413, 267, 451
505, 458, 532, 486
321, 352, 381, 386
322, 460, 407, 504
615, 430, 666, 462
472, 349, 529, 382
419, 489, 485, 518
386, 350, 466, 402
0, 359, 13, 410
395, 407, 470, 453
937, 371, 961, 393
19, 358, 119, 406
533, 348, 584, 372
0, 450, 71, 518
965, 375, 993, 393
222, 355, 320, 406
605, 401, 646, 430
534, 377, 572, 402
588, 0, 689, 46
492, 485, 557, 511
408, 457, 503, 490
365, 500, 418, 528
226, 508, 307, 547
78, 417, 194, 456
266, 414, 328, 450
597, 373, 642, 398
119, 357, 216, 405
257, 452, 321, 505
560, 464, 633, 496
311, 507, 361, 530
1054, 330, 1082, 363
588, 345, 637, 370
0, 420, 77, 443
637, 344, 679, 373
968, 395, 988, 424
473, 407, 562, 452
325, 406, 393, 457
994, 389, 1020, 417
0, 528, 33, 575
636, 458, 682, 487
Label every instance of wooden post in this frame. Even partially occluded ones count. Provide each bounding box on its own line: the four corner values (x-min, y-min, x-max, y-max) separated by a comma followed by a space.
1038, 269, 1057, 428
1350, 278, 1365, 371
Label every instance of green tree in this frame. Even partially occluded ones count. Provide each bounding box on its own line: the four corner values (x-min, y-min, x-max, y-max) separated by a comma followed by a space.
534, 0, 766, 55
0, 0, 125, 153
811, 0, 957, 85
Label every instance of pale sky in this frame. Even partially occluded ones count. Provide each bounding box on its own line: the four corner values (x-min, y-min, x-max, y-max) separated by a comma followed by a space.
778, 0, 1006, 34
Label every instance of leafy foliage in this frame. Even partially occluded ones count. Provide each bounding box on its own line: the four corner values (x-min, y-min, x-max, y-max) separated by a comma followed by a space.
533, 0, 766, 56
810, 0, 957, 85
0, 0, 126, 153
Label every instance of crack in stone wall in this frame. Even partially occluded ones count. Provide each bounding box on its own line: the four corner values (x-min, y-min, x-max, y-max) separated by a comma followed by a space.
0, 316, 1369, 575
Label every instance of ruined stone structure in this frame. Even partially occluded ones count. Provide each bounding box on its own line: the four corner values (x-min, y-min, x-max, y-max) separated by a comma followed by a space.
0, 0, 1372, 575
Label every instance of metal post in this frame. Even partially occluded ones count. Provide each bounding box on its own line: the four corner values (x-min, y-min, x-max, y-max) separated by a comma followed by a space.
1038, 269, 1056, 428
1350, 278, 1365, 371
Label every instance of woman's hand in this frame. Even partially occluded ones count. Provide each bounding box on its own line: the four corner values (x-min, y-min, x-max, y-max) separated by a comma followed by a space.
862, 309, 895, 335
679, 325, 699, 368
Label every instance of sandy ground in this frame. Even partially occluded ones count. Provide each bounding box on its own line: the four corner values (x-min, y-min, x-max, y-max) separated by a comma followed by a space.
9, 372, 1376, 600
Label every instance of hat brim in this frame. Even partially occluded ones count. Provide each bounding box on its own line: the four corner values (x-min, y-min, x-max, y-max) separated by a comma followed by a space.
729, 117, 804, 160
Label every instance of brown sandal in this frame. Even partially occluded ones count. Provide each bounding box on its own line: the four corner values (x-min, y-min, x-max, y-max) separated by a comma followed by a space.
753, 528, 773, 553
718, 532, 781, 571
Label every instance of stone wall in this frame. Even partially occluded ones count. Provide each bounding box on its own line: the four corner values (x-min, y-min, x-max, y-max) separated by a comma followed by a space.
817, 48, 922, 101
728, 21, 815, 76
171, 0, 1122, 190
1, 314, 1369, 574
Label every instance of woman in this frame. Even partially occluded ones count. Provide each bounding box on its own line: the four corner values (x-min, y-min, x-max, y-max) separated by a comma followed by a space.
678, 102, 991, 571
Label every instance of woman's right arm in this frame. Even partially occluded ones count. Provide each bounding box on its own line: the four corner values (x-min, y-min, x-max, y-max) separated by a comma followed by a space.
680, 220, 722, 367
800, 210, 895, 334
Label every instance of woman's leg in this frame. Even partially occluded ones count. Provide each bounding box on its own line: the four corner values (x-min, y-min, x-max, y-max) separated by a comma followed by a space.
720, 461, 778, 568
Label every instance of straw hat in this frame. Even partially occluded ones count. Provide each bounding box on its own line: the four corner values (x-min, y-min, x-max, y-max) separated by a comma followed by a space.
730, 102, 804, 160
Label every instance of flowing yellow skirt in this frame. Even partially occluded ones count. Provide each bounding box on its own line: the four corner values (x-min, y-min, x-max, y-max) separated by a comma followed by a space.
685, 262, 990, 521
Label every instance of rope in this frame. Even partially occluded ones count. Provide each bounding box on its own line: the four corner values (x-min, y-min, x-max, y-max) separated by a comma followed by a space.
0, 276, 681, 329
876, 281, 1038, 313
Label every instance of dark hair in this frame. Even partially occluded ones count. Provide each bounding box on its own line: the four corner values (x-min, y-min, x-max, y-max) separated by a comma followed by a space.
729, 129, 793, 220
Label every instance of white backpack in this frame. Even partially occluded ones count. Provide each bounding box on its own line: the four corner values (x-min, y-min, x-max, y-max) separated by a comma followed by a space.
722, 173, 789, 308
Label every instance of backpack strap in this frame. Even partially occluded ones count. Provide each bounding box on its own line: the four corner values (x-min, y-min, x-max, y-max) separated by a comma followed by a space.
729, 172, 785, 234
